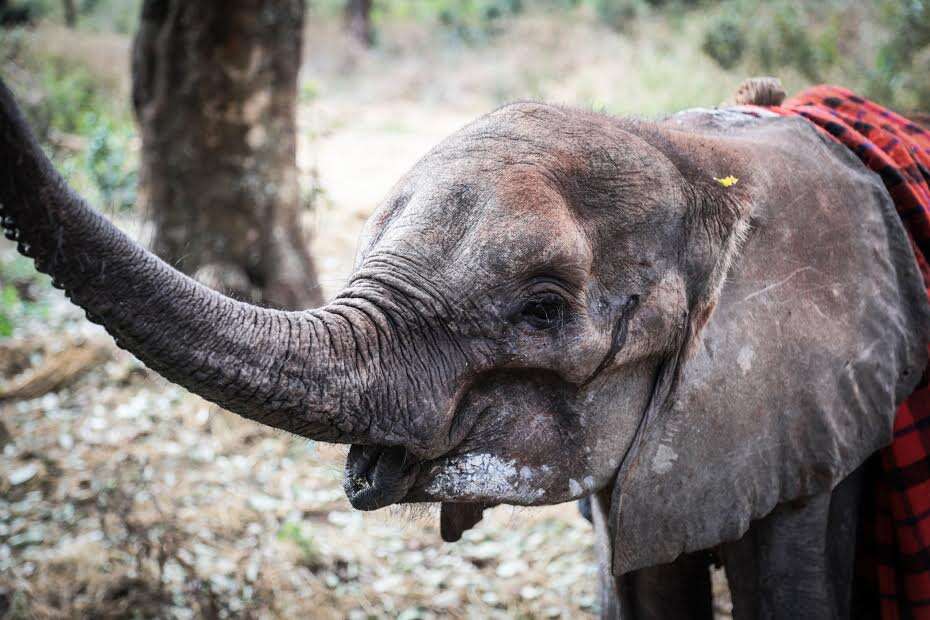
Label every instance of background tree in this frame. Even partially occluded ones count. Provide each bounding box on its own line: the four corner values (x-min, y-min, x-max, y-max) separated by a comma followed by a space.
0, 0, 32, 27
62, 0, 76, 27
131, 0, 322, 309
345, 0, 373, 47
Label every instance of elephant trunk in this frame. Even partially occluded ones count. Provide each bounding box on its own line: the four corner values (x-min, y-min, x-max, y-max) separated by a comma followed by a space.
0, 79, 407, 447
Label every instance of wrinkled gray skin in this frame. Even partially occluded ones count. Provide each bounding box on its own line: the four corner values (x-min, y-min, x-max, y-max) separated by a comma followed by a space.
1, 75, 927, 619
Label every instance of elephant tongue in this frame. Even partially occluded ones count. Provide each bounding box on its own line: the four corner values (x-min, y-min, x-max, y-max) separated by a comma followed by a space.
440, 502, 488, 542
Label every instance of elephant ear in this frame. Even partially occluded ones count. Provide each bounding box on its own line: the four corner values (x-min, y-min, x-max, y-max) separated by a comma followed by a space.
610, 112, 930, 574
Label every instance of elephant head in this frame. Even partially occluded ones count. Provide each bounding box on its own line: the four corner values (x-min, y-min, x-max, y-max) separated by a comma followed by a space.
1, 79, 926, 571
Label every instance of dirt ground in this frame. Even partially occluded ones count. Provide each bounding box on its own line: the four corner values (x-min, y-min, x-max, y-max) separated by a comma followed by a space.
0, 14, 739, 618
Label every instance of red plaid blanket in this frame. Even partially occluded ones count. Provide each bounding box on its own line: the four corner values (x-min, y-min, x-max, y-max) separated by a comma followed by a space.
754, 86, 930, 619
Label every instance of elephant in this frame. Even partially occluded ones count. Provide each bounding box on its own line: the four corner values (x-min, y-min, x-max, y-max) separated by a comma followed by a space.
0, 73, 927, 619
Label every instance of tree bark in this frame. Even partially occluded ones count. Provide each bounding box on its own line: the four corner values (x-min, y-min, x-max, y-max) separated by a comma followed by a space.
0, 0, 32, 27
345, 0, 373, 47
131, 0, 322, 309
62, 0, 76, 27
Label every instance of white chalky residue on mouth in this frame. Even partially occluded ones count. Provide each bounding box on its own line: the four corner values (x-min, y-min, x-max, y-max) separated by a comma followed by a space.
427, 453, 546, 503
569, 475, 597, 497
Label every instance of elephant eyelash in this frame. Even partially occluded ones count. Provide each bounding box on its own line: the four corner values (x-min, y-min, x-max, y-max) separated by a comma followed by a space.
515, 293, 568, 330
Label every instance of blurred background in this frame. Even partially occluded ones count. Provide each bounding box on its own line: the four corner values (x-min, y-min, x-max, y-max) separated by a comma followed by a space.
0, 0, 926, 617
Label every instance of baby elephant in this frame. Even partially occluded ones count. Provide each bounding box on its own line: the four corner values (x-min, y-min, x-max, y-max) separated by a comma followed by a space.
1, 74, 928, 619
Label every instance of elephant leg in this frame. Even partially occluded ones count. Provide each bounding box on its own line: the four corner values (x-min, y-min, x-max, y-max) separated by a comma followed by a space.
623, 551, 714, 619
721, 466, 863, 620
591, 489, 713, 620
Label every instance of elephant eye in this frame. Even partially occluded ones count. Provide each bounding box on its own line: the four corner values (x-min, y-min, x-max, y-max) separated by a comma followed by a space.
517, 293, 567, 330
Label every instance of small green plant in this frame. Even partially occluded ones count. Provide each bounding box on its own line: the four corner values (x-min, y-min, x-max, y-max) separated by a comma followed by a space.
86, 120, 138, 213
13, 57, 139, 213
277, 522, 324, 570
0, 285, 20, 337
299, 80, 320, 105
0, 255, 50, 338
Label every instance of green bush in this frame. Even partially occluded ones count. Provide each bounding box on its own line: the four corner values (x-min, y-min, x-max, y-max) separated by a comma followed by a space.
86, 121, 137, 213
765, 3, 820, 80
434, 0, 525, 43
590, 0, 643, 31
320, 0, 527, 44
869, 0, 930, 110
75, 0, 143, 33
15, 0, 143, 32
702, 16, 745, 69
30, 60, 102, 137
0, 256, 50, 338
20, 58, 138, 213
699, 0, 930, 111
701, 2, 824, 80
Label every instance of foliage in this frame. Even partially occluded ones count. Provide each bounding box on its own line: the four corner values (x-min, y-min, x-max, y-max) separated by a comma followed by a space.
589, 0, 642, 32
311, 0, 625, 41
370, 0, 527, 43
300, 79, 320, 104
29, 59, 105, 136
73, 0, 143, 33
0, 33, 138, 340
277, 522, 324, 570
869, 0, 930, 111
0, 255, 50, 338
699, 0, 930, 110
38, 60, 137, 212
16, 0, 142, 32
10, 55, 138, 213
85, 120, 138, 213
433, 0, 524, 42
701, 15, 745, 69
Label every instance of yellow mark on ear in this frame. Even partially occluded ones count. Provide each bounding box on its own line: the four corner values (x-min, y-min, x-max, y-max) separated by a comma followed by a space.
714, 175, 739, 187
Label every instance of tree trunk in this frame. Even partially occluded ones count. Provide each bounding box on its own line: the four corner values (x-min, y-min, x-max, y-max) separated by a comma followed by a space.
131, 0, 322, 309
62, 0, 76, 27
0, 0, 32, 27
345, 0, 373, 47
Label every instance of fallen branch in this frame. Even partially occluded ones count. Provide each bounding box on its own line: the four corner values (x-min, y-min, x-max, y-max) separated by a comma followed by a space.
0, 337, 113, 402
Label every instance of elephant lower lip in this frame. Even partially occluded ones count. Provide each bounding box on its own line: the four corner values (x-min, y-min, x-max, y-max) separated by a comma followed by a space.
343, 444, 422, 511
440, 501, 489, 542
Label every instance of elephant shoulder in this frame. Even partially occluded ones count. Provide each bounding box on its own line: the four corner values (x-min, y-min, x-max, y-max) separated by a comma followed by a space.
612, 107, 930, 574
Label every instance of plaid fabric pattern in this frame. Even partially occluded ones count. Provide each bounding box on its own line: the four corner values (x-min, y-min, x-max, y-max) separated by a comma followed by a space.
755, 85, 930, 619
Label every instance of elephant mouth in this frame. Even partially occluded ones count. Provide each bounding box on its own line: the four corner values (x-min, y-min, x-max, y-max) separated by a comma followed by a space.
343, 444, 422, 511
342, 444, 490, 542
